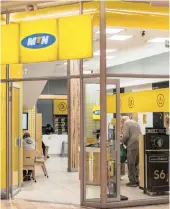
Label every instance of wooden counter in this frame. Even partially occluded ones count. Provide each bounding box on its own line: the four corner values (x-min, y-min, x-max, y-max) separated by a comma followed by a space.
86, 147, 125, 185
86, 147, 100, 185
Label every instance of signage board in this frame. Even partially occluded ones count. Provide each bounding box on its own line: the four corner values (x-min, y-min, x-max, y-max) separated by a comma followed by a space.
1, 14, 93, 64
1, 24, 20, 64
58, 14, 93, 60
53, 99, 68, 115
94, 88, 169, 117
107, 88, 169, 113
20, 19, 58, 63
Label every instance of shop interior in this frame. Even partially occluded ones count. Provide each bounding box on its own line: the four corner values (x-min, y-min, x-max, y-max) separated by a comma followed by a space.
2, 26, 169, 205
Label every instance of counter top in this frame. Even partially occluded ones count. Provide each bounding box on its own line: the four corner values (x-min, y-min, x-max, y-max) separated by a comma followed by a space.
42, 134, 68, 155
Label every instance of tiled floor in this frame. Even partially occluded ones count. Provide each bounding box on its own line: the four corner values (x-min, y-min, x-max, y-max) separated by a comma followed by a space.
14, 156, 168, 205
1, 200, 169, 209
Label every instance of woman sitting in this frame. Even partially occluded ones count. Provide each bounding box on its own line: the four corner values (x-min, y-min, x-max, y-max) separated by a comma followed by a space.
23, 132, 35, 181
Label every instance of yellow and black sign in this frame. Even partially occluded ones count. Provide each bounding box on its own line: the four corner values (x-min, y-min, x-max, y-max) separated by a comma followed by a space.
93, 88, 169, 117
107, 88, 169, 113
53, 100, 68, 115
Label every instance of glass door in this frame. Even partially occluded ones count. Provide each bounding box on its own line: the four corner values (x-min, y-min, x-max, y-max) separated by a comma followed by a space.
80, 77, 120, 208
12, 83, 21, 196
106, 78, 120, 204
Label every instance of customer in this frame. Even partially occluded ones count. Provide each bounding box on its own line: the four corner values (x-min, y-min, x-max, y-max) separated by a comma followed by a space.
120, 116, 142, 187
23, 132, 35, 181
42, 124, 54, 158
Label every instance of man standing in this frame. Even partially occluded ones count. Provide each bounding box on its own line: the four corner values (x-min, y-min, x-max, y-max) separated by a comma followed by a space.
120, 116, 142, 187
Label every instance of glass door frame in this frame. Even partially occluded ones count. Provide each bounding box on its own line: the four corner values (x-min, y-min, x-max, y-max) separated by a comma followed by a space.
80, 77, 120, 208
11, 82, 21, 197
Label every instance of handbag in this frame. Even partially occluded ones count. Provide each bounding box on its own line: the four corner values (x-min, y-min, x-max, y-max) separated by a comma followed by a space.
120, 143, 127, 163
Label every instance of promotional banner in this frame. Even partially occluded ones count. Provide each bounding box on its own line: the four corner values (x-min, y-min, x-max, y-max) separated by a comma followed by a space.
58, 14, 93, 60
1, 24, 20, 64
20, 19, 58, 63
93, 88, 169, 118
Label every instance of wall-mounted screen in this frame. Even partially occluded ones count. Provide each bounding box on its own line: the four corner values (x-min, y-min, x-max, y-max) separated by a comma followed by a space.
23, 112, 28, 130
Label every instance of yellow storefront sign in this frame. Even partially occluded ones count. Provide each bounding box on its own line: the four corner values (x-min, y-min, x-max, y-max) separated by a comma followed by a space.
1, 14, 93, 64
93, 88, 169, 118
20, 19, 58, 63
53, 99, 68, 115
58, 14, 93, 60
1, 24, 20, 64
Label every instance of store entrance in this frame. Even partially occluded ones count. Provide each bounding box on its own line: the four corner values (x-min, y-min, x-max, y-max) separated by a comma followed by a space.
7, 78, 81, 204
2, 71, 169, 208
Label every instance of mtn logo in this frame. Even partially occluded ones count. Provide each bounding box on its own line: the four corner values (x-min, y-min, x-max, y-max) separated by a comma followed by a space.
21, 33, 56, 49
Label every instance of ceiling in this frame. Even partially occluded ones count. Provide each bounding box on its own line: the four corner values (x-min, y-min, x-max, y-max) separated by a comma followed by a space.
86, 26, 169, 71
1, 1, 78, 12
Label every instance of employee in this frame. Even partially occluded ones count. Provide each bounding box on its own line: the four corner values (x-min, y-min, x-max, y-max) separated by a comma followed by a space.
23, 132, 35, 181
120, 116, 142, 187
42, 124, 54, 157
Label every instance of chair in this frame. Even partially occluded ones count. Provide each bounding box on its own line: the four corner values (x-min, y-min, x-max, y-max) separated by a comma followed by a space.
35, 146, 49, 178
23, 149, 36, 182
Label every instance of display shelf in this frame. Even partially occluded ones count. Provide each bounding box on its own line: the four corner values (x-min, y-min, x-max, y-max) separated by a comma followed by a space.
54, 114, 68, 135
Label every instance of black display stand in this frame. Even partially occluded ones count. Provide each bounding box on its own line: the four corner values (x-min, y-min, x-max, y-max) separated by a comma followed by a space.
143, 128, 169, 194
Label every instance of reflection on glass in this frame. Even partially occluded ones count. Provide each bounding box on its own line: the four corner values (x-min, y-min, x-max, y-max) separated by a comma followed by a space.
84, 78, 100, 201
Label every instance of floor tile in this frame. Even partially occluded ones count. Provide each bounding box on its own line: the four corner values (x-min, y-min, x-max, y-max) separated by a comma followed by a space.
13, 156, 169, 206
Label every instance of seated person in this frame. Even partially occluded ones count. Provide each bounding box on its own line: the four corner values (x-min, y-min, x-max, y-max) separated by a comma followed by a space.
23, 132, 35, 181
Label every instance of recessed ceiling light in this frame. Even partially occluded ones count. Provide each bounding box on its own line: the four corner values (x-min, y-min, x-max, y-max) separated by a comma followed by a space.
96, 28, 125, 34
108, 35, 133, 41
94, 49, 117, 56
64, 62, 67, 65
107, 56, 116, 59
147, 37, 170, 43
